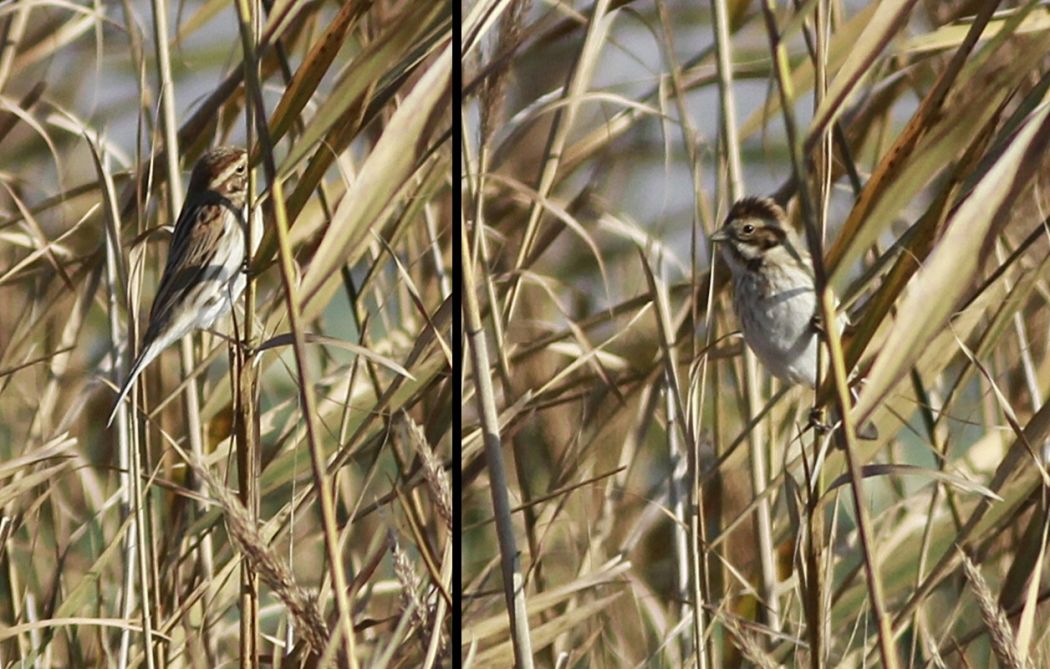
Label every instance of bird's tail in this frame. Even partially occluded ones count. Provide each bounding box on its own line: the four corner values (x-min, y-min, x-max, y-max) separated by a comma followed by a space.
107, 342, 162, 427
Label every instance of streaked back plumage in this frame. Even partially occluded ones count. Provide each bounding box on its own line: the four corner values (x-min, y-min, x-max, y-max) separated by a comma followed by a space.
108, 146, 249, 426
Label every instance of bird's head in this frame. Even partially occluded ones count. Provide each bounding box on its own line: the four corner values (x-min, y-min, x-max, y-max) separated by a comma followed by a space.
711, 197, 789, 255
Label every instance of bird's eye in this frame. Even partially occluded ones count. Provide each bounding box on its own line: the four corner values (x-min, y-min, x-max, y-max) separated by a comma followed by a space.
742, 224, 755, 234
236, 163, 246, 174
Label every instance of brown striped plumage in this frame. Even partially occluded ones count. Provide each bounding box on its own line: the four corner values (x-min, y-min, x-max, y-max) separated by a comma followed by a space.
726, 195, 785, 224
108, 146, 250, 426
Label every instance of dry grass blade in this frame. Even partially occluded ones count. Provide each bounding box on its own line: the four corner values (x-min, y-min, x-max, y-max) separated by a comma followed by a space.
0, 618, 153, 642
299, 42, 452, 320
500, 0, 614, 325
277, 3, 450, 178
899, 6, 1050, 54
472, 593, 622, 667
807, 0, 921, 150
822, 0, 1004, 277
854, 103, 1050, 424
1014, 507, 1050, 654
268, 0, 372, 142
255, 332, 415, 379
823, 464, 1002, 502
0, 433, 75, 479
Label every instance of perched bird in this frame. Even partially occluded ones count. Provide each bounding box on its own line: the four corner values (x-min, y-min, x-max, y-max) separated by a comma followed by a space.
711, 196, 827, 387
108, 146, 250, 426
711, 196, 875, 438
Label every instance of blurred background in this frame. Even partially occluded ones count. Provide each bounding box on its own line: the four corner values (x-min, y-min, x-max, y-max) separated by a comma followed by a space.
0, 1, 451, 666
463, 0, 1050, 666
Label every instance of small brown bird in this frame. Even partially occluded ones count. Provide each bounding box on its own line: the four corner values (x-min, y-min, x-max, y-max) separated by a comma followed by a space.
108, 146, 250, 426
711, 197, 828, 387
711, 197, 876, 439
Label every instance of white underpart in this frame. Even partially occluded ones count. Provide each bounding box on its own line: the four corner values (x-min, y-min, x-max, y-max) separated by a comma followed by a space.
721, 245, 842, 388
198, 203, 250, 328
107, 202, 253, 426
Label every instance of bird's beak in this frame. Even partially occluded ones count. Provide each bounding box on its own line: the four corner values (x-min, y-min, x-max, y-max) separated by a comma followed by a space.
710, 229, 728, 243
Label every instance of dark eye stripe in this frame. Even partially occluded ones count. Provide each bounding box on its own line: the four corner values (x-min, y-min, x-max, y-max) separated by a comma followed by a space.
736, 225, 784, 249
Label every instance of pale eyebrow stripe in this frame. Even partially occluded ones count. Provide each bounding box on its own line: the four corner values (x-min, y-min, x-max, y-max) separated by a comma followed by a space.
213, 157, 245, 184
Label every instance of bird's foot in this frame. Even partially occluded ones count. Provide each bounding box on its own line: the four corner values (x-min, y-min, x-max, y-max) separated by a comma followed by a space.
810, 313, 825, 336
811, 404, 879, 443
808, 407, 831, 435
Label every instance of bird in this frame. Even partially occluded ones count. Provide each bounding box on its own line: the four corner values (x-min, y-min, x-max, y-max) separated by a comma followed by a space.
710, 196, 876, 438
108, 146, 250, 427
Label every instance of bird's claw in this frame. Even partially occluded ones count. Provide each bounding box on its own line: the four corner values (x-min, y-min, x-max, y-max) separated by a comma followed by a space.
808, 407, 831, 434
810, 313, 825, 336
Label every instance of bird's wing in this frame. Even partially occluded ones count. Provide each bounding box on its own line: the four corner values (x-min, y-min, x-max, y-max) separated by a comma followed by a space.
144, 200, 229, 337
